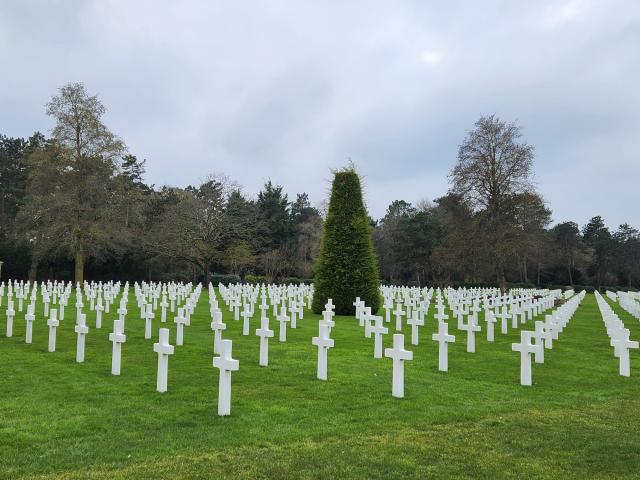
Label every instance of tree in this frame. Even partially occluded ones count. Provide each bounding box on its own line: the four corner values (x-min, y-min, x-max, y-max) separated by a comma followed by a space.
551, 221, 582, 285
224, 242, 255, 276
312, 168, 380, 315
450, 115, 535, 291
431, 193, 486, 284
511, 192, 551, 284
0, 134, 28, 235
30, 83, 126, 282
256, 180, 296, 252
150, 176, 232, 284
582, 216, 612, 288
291, 192, 323, 278
612, 224, 640, 287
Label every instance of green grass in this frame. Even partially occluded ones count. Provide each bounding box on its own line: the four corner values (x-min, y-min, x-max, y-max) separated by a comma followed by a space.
0, 291, 639, 479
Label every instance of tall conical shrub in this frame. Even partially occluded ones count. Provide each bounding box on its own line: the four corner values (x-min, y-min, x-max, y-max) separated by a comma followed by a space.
312, 168, 380, 315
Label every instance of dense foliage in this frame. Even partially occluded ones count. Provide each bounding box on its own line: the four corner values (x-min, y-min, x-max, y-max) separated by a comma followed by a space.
312, 169, 380, 315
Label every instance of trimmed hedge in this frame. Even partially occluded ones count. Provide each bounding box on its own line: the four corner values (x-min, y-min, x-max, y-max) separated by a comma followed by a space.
312, 168, 380, 315
211, 273, 241, 285
244, 274, 267, 285
282, 277, 314, 285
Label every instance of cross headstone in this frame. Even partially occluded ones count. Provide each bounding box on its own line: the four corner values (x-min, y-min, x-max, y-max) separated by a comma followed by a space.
485, 309, 496, 342
256, 316, 274, 366
153, 328, 175, 392
144, 304, 154, 340
95, 300, 104, 329
393, 303, 405, 332
109, 319, 126, 375
75, 313, 89, 363
25, 303, 35, 344
384, 333, 413, 398
512, 330, 542, 386
47, 308, 59, 352
242, 304, 252, 336
210, 309, 226, 354
370, 315, 388, 359
277, 308, 289, 342
174, 308, 187, 346
612, 334, 639, 377
311, 322, 334, 380
432, 321, 455, 371
212, 339, 239, 416
460, 316, 481, 353
406, 311, 424, 345
5, 301, 15, 337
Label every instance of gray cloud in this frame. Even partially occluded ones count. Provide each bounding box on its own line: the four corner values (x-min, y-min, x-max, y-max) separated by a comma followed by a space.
1, 0, 639, 229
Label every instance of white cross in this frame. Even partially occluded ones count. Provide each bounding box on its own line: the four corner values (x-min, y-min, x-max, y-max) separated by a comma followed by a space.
47, 308, 59, 352
160, 296, 168, 322
5, 301, 15, 337
432, 321, 455, 372
242, 305, 252, 336
406, 311, 424, 346
512, 330, 542, 386
95, 301, 104, 329
25, 304, 35, 344
74, 313, 89, 363
460, 316, 481, 353
370, 316, 388, 359
485, 309, 496, 342
324, 299, 335, 315
363, 307, 373, 338
144, 304, 154, 340
153, 328, 175, 392
499, 306, 510, 334
109, 319, 127, 375
289, 300, 298, 328
174, 308, 188, 346
256, 316, 274, 366
353, 297, 362, 319
384, 334, 413, 398
210, 309, 226, 354
612, 334, 639, 377
277, 308, 289, 342
393, 303, 405, 332
312, 322, 334, 380
213, 339, 239, 416
117, 304, 127, 325
383, 299, 393, 323
434, 303, 448, 323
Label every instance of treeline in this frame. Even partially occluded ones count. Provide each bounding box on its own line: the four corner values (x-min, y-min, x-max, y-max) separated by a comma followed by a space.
1, 83, 638, 290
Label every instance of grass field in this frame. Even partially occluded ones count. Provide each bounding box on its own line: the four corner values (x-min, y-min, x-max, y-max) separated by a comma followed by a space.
0, 291, 639, 479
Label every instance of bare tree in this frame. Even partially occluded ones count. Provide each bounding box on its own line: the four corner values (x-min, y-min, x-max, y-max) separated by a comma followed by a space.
450, 115, 535, 291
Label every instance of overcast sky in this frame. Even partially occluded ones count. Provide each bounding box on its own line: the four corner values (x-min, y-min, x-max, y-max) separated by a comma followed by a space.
1, 1, 639, 228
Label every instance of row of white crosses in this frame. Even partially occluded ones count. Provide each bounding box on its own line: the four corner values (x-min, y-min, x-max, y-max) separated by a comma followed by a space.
370, 287, 570, 395
1, 279, 588, 414
2, 279, 199, 378
595, 291, 639, 376
512, 291, 586, 386
617, 291, 640, 320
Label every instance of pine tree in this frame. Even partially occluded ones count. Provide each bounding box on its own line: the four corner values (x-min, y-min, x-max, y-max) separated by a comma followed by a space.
312, 168, 380, 315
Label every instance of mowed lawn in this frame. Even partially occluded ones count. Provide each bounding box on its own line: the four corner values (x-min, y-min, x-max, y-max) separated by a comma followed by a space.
0, 291, 639, 479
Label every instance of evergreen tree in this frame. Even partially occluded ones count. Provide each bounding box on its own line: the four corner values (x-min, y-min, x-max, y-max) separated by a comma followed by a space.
312, 168, 380, 315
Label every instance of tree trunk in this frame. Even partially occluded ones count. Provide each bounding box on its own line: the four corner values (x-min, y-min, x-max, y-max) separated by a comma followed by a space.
75, 249, 84, 285
567, 263, 573, 286
496, 261, 507, 293
28, 256, 39, 282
